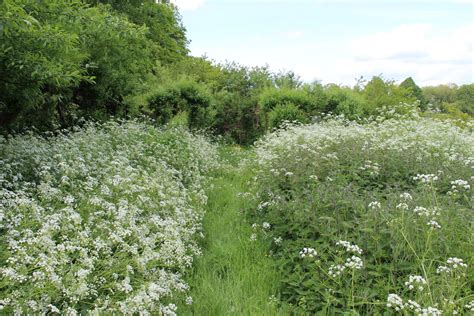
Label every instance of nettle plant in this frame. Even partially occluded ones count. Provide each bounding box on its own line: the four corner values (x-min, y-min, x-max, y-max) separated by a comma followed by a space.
246, 115, 473, 314
0, 120, 218, 315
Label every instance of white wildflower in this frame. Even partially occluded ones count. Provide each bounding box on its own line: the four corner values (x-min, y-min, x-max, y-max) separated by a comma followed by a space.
387, 293, 404, 311
404, 275, 427, 291
299, 247, 317, 258
368, 201, 381, 210
344, 256, 364, 270
335, 240, 363, 254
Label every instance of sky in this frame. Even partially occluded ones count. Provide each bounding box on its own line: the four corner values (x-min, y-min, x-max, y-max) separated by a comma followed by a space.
171, 0, 474, 86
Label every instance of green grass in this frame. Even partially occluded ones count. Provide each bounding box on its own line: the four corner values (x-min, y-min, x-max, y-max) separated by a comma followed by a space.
178, 147, 287, 315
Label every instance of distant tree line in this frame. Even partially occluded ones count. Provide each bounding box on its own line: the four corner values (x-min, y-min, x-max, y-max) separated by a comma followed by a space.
1, 0, 472, 143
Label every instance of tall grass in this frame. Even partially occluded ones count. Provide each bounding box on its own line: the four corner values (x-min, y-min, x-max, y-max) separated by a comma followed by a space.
177, 147, 287, 315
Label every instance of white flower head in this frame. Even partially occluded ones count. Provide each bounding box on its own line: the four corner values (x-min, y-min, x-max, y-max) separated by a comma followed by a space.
299, 247, 317, 258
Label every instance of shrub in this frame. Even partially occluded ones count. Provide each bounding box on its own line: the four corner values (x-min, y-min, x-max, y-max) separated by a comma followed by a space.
268, 103, 309, 129
324, 85, 365, 118
259, 88, 318, 115
147, 79, 214, 129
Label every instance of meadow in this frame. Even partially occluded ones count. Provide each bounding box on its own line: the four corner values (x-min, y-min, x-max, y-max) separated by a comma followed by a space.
244, 108, 473, 314
1, 109, 472, 315
1, 2, 473, 314
0, 120, 218, 314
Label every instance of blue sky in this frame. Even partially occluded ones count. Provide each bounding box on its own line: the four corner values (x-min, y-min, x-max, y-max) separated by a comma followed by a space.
172, 0, 474, 86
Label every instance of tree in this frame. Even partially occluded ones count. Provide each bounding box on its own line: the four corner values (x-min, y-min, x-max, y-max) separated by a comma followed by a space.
85, 0, 188, 64
0, 0, 90, 129
0, 0, 157, 131
361, 76, 415, 113
456, 84, 474, 115
400, 77, 427, 110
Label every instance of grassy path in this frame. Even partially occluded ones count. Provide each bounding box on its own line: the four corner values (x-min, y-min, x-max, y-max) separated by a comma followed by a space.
179, 148, 285, 315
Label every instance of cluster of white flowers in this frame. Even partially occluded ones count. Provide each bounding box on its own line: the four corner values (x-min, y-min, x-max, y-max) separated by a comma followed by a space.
405, 275, 427, 291
328, 255, 364, 277
358, 160, 380, 176
436, 257, 468, 274
299, 247, 317, 258
387, 294, 404, 311
335, 240, 363, 254
400, 192, 413, 200
413, 174, 439, 184
387, 295, 442, 315
251, 117, 473, 314
465, 301, 474, 312
344, 256, 364, 269
328, 264, 346, 277
0, 121, 218, 314
412, 206, 441, 229
448, 179, 471, 196
368, 201, 381, 210
413, 206, 440, 217
426, 220, 441, 229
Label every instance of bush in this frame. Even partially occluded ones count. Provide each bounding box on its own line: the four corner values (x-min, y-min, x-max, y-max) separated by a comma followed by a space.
324, 85, 365, 118
147, 79, 214, 129
259, 88, 318, 115
268, 103, 309, 129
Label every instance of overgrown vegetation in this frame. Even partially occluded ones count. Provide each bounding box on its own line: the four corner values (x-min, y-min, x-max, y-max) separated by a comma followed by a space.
0, 1, 473, 314
0, 121, 217, 314
245, 108, 473, 314
1, 1, 472, 142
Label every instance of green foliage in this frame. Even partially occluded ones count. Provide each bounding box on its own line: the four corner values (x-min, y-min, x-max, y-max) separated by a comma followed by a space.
422, 84, 473, 116
86, 0, 188, 64
73, 4, 154, 118
456, 83, 474, 115
362, 76, 415, 113
0, 0, 90, 128
147, 79, 214, 129
268, 103, 309, 129
210, 63, 272, 144
259, 88, 318, 114
247, 117, 473, 314
400, 77, 427, 110
423, 84, 458, 109
324, 84, 365, 118
0, 0, 184, 132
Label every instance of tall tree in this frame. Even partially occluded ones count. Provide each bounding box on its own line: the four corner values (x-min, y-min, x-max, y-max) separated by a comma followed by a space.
400, 77, 427, 110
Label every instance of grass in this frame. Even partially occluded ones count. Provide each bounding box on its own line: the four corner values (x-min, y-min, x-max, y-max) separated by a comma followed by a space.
178, 147, 287, 315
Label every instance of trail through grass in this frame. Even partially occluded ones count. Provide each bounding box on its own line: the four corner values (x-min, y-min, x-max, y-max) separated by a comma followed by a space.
179, 147, 286, 315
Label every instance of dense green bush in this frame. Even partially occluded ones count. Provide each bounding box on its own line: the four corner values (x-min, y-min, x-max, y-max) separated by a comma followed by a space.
268, 103, 309, 129
259, 88, 318, 114
147, 79, 214, 129
361, 76, 416, 113
0, 0, 184, 132
324, 85, 365, 118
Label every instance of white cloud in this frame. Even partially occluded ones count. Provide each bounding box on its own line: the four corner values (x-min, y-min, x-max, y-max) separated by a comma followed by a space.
346, 23, 474, 85
171, 0, 204, 10
189, 22, 473, 86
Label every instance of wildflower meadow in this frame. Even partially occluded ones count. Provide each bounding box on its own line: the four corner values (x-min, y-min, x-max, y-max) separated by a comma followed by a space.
0, 121, 217, 314
244, 110, 473, 314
